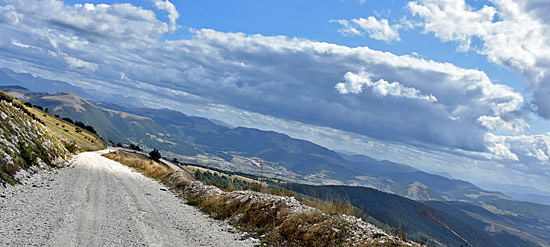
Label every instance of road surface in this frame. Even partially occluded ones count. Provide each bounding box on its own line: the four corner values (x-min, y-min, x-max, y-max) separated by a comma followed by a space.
0, 152, 257, 247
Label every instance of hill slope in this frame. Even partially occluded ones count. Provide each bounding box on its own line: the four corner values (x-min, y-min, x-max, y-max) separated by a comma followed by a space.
0, 91, 69, 185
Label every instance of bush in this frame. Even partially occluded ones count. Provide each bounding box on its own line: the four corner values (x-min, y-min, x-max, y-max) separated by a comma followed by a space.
149, 149, 161, 161
18, 141, 37, 167
84, 125, 97, 134
62, 117, 74, 124
24, 102, 33, 108
129, 143, 142, 151
64, 142, 78, 153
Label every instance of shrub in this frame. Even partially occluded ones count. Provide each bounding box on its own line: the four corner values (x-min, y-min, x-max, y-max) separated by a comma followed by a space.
24, 102, 33, 108
129, 143, 142, 151
149, 149, 161, 161
75, 121, 86, 128
62, 117, 74, 124
84, 125, 97, 134
64, 142, 78, 153
18, 141, 37, 167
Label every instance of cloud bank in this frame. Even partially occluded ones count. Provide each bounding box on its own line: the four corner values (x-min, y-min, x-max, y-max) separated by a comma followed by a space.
0, 0, 548, 190
409, 0, 550, 118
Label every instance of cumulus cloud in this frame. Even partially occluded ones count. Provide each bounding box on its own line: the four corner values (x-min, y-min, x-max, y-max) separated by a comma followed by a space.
335, 70, 437, 102
2, 0, 171, 42
409, 0, 550, 119
332, 16, 401, 43
0, 0, 548, 190
150, 0, 179, 31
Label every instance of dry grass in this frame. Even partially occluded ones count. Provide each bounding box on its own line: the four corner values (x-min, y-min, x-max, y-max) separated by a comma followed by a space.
301, 197, 358, 216
103, 150, 413, 247
26, 106, 105, 151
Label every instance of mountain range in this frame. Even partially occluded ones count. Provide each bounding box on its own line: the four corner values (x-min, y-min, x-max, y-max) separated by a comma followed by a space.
2, 68, 550, 246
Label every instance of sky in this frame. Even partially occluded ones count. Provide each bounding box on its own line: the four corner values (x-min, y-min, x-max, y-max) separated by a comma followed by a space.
0, 0, 549, 193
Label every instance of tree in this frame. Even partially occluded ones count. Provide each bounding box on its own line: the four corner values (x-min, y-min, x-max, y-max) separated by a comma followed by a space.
149, 149, 161, 162
129, 143, 142, 151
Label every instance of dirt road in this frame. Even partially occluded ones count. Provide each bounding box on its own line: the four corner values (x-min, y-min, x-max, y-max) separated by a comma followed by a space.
0, 152, 257, 247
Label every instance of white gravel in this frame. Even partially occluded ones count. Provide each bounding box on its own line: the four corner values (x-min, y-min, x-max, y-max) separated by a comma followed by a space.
0, 152, 258, 247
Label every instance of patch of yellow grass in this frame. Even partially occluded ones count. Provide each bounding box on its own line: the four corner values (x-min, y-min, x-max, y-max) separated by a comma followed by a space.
25, 106, 105, 151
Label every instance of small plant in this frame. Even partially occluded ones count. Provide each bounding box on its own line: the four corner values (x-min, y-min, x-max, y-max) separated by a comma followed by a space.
64, 142, 78, 153
18, 141, 38, 167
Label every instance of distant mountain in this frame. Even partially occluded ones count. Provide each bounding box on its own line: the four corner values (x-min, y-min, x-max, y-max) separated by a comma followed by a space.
0, 68, 145, 108
426, 200, 550, 246
0, 68, 94, 99
283, 183, 540, 247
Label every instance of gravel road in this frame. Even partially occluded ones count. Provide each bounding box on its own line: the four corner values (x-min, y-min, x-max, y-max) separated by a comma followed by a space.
0, 152, 258, 247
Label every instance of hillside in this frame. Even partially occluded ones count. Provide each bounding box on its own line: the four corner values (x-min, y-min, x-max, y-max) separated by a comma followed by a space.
0, 91, 69, 185
282, 183, 540, 247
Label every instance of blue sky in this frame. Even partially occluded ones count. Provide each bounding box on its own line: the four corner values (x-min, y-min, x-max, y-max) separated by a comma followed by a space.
0, 0, 549, 193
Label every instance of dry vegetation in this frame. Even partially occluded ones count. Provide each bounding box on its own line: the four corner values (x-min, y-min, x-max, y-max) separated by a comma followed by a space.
103, 150, 415, 247
25, 106, 105, 151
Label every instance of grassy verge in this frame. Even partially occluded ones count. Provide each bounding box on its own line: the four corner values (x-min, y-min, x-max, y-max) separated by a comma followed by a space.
103, 150, 414, 246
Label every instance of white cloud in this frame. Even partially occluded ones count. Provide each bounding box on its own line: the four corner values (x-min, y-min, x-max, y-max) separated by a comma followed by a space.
330, 19, 362, 36
1, 0, 549, 191
335, 70, 437, 102
2, 0, 171, 42
332, 16, 401, 43
0, 5, 19, 25
150, 0, 180, 32
409, 0, 550, 119
64, 55, 98, 71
